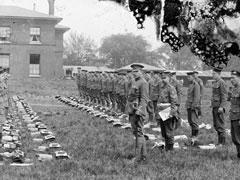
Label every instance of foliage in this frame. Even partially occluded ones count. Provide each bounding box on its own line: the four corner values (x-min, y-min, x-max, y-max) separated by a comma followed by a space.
99, 33, 150, 68
156, 45, 202, 70
64, 31, 97, 65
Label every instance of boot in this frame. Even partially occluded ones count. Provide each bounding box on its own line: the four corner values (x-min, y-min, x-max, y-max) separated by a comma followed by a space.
192, 129, 198, 137
167, 144, 174, 151
135, 136, 146, 162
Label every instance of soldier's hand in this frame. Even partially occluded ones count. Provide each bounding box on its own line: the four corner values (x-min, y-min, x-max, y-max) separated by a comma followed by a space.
218, 107, 224, 113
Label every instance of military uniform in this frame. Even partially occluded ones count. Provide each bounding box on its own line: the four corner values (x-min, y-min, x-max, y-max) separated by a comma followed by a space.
211, 75, 228, 145
229, 71, 240, 157
185, 72, 201, 137
0, 76, 7, 124
149, 75, 162, 122
156, 81, 178, 151
126, 64, 149, 161
195, 74, 204, 117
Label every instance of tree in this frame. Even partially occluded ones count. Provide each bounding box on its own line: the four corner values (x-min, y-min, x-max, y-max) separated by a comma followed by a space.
99, 33, 150, 68
64, 32, 97, 65
156, 45, 202, 70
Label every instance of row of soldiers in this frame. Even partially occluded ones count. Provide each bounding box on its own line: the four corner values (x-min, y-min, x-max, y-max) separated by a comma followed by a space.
76, 64, 240, 163
0, 67, 10, 124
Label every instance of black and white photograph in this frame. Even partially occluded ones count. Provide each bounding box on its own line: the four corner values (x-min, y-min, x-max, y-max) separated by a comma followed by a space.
0, 0, 240, 179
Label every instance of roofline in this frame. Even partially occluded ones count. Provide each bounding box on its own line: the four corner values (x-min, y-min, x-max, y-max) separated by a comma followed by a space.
0, 16, 62, 23
56, 27, 70, 32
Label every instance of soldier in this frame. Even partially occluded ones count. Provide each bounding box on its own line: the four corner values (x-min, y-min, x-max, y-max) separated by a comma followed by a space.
193, 71, 205, 118
0, 68, 7, 123
149, 71, 162, 123
76, 67, 82, 97
156, 71, 178, 151
211, 68, 228, 146
185, 71, 200, 140
169, 71, 182, 107
126, 63, 148, 162
229, 70, 240, 158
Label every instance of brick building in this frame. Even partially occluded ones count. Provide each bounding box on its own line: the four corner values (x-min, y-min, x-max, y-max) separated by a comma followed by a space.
0, 5, 69, 79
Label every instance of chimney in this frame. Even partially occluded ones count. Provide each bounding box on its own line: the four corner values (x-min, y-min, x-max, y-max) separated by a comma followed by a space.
48, 0, 55, 15
33, 3, 36, 11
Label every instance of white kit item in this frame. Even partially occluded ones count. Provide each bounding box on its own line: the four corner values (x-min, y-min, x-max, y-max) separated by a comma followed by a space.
144, 134, 157, 140
55, 151, 70, 159
174, 135, 188, 140
159, 107, 171, 121
44, 135, 55, 141
2, 136, 13, 142
33, 138, 44, 143
199, 144, 216, 150
37, 154, 53, 161
205, 124, 212, 130
152, 127, 161, 132
174, 142, 180, 149
49, 143, 61, 148
30, 132, 41, 137
40, 130, 53, 136
27, 124, 36, 128
34, 146, 48, 152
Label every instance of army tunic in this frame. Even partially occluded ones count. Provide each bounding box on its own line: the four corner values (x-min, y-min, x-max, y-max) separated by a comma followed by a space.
156, 83, 178, 146
185, 80, 200, 136
170, 79, 182, 106
211, 78, 228, 140
127, 76, 149, 137
230, 83, 240, 154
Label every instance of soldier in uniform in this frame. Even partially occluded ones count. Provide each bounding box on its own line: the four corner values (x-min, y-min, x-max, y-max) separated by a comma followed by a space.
156, 71, 178, 151
169, 71, 182, 107
211, 68, 228, 146
126, 63, 149, 162
76, 68, 82, 97
193, 71, 205, 118
185, 71, 201, 139
229, 70, 240, 158
149, 71, 162, 123
0, 68, 7, 123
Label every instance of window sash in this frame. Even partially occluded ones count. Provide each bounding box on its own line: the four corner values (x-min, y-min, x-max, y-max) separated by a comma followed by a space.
0, 54, 10, 68
29, 54, 40, 75
30, 27, 40, 35
0, 27, 11, 38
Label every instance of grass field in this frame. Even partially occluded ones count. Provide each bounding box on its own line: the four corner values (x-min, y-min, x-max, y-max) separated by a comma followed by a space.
0, 78, 239, 180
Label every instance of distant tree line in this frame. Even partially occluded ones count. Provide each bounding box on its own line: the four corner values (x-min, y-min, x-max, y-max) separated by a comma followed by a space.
64, 31, 239, 71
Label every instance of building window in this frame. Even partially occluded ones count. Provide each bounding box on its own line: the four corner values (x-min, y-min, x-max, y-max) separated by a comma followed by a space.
0, 27, 11, 43
30, 27, 41, 44
0, 54, 10, 71
29, 54, 40, 77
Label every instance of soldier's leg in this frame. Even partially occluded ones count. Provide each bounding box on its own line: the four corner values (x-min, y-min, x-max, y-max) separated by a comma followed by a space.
158, 118, 167, 144
231, 120, 240, 157
187, 109, 199, 137
164, 118, 175, 151
212, 108, 226, 145
136, 115, 147, 160
148, 101, 154, 123
0, 97, 5, 125
129, 114, 147, 161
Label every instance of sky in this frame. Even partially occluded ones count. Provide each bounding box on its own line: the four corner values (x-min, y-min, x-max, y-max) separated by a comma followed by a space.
0, 0, 161, 49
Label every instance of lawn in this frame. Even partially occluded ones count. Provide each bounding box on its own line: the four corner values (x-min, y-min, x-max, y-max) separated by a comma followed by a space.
0, 78, 239, 180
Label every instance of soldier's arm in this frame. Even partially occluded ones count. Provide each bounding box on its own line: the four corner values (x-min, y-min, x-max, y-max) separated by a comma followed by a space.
137, 81, 149, 111
169, 87, 178, 115
176, 82, 182, 104
124, 81, 128, 97
199, 79, 205, 96
219, 80, 228, 108
192, 83, 200, 108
